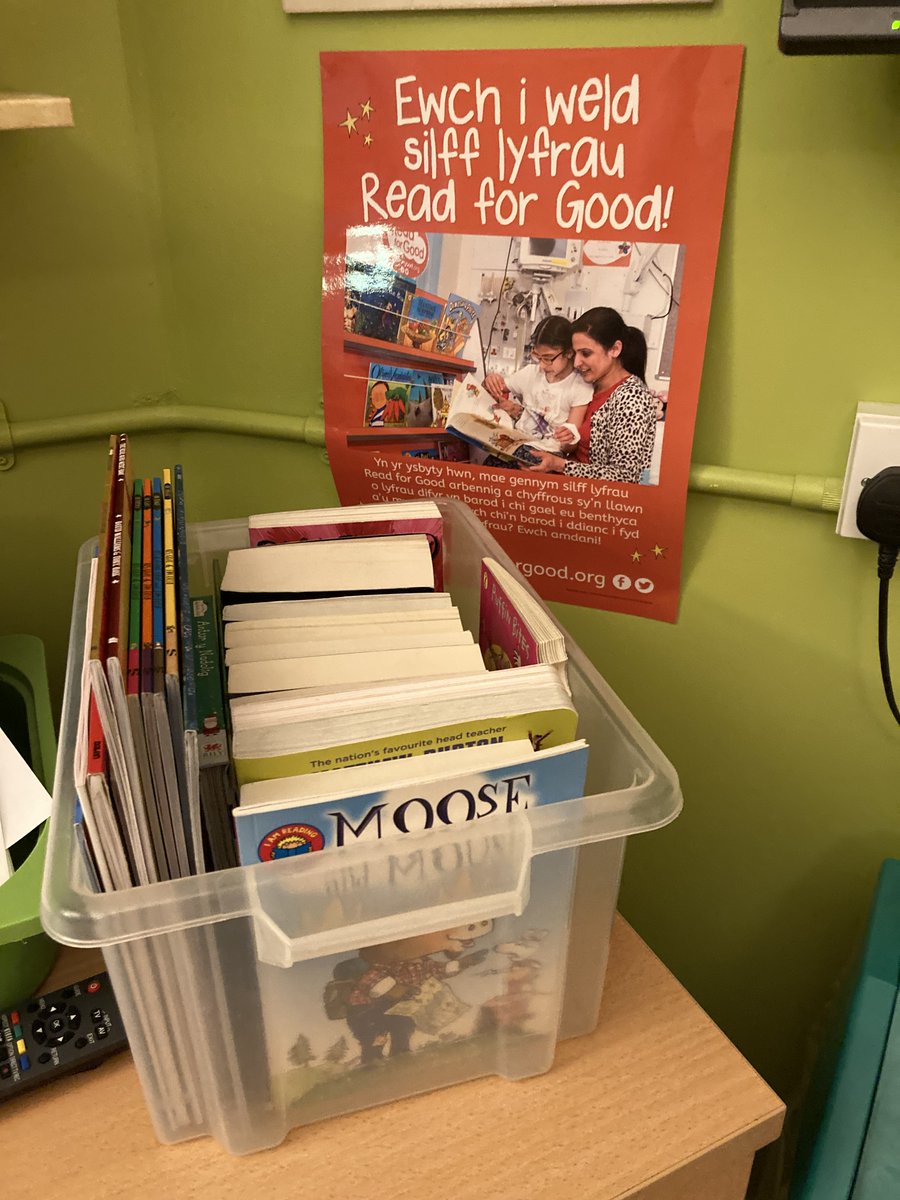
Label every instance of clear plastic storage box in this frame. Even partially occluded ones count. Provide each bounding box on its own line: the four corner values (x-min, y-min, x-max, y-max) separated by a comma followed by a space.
41, 499, 681, 1155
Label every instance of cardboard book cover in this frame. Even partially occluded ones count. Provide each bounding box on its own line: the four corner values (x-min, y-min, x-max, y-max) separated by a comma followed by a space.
235, 741, 588, 863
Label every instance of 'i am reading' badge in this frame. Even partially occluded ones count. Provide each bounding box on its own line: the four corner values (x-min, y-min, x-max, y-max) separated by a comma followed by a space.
258, 824, 326, 860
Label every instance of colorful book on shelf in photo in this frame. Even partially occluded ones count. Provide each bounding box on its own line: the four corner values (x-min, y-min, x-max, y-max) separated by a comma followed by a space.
434, 293, 480, 358
248, 501, 444, 589
350, 262, 416, 344
233, 737, 588, 864
229, 663, 578, 785
479, 557, 567, 681
397, 290, 446, 354
363, 362, 447, 428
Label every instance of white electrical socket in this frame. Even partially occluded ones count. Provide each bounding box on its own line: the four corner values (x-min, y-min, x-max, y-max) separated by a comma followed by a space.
836, 402, 900, 538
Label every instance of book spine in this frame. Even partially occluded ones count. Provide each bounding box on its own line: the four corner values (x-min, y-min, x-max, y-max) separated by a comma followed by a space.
126, 481, 143, 696
174, 464, 197, 733
102, 433, 133, 669
140, 479, 154, 694
191, 595, 230, 767
162, 468, 179, 681
151, 478, 165, 692
89, 434, 118, 663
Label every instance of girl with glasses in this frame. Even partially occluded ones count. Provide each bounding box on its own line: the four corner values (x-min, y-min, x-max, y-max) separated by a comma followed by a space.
523, 306, 658, 484
482, 315, 591, 456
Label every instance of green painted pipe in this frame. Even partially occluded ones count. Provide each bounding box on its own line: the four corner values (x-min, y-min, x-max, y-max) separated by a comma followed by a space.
688, 464, 843, 514
7, 405, 328, 450
2, 404, 843, 513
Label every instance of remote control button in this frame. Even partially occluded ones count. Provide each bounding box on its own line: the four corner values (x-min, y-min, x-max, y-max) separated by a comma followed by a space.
19, 1054, 30, 1071
38, 1052, 52, 1064
75, 1037, 88, 1049
9, 1011, 19, 1025
45, 1002, 66, 1017
47, 1015, 65, 1035
66, 1010, 81, 1030
12, 1023, 22, 1040
86, 980, 101, 995
95, 1025, 109, 1040
0, 1062, 11, 1079
49, 1033, 68, 1047
16, 1039, 26, 1055
62, 987, 76, 999
31, 1020, 46, 1043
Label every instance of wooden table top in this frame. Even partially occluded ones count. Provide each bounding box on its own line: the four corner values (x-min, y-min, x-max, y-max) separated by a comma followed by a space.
7, 917, 784, 1200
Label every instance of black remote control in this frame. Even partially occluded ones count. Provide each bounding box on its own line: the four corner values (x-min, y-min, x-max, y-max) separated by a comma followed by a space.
0, 970, 128, 1102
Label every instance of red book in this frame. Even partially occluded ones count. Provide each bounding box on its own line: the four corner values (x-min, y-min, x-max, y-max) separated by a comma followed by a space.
101, 433, 133, 672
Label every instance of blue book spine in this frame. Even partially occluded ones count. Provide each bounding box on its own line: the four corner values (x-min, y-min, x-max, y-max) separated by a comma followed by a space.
234, 743, 588, 865
174, 464, 197, 733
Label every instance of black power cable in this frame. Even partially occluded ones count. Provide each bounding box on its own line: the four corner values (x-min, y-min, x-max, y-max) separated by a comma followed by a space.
856, 467, 900, 728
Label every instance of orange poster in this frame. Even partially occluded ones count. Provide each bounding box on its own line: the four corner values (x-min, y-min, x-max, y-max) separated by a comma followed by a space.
321, 46, 743, 622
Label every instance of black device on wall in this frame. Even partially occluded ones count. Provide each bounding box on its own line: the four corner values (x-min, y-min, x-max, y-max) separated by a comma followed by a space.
779, 1, 900, 55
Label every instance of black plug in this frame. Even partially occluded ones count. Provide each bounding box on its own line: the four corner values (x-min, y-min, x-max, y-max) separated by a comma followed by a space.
856, 466, 900, 727
856, 466, 900, 580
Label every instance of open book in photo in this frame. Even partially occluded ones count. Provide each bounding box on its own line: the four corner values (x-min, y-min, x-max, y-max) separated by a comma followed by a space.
220, 534, 436, 605
230, 664, 577, 785
233, 738, 588, 864
446, 377, 577, 459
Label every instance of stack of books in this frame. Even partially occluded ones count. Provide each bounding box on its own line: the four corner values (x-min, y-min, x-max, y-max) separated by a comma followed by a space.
217, 502, 582, 867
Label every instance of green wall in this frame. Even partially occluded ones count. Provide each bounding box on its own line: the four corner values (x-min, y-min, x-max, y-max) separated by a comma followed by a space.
2, 0, 898, 1182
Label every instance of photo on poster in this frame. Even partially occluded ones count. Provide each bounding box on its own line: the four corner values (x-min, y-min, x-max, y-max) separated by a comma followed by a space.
342, 228, 682, 486
320, 46, 743, 621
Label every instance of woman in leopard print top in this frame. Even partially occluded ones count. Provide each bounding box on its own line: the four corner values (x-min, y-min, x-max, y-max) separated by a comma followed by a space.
524, 306, 658, 484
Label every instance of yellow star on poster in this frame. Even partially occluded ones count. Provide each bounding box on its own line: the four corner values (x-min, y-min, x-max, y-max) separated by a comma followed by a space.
339, 110, 359, 135
631, 550, 642, 563
360, 98, 374, 119
651, 544, 666, 558
363, 133, 373, 146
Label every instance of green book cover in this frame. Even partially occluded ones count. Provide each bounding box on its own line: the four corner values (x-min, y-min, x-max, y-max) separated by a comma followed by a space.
191, 594, 230, 767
